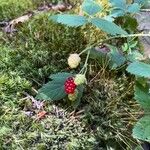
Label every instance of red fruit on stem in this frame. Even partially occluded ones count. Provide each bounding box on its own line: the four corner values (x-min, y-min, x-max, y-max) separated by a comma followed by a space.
64, 77, 76, 94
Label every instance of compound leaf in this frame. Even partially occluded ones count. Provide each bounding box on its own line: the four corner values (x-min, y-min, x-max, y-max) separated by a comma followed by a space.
135, 83, 150, 111
127, 3, 140, 13
126, 61, 150, 78
110, 0, 126, 9
50, 14, 88, 27
134, 0, 147, 5
82, 0, 102, 15
91, 18, 127, 35
133, 115, 150, 142
36, 72, 73, 101
36, 80, 66, 101
49, 72, 73, 81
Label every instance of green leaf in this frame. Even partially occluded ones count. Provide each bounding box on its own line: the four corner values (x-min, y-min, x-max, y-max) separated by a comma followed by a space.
127, 3, 140, 13
132, 115, 150, 142
50, 14, 88, 27
134, 83, 150, 111
36, 72, 73, 101
110, 0, 126, 9
134, 0, 147, 5
126, 62, 150, 78
82, 0, 102, 16
110, 9, 125, 18
49, 72, 73, 81
88, 47, 109, 66
110, 0, 141, 17
89, 47, 107, 60
127, 51, 144, 62
108, 45, 126, 69
72, 85, 84, 109
36, 80, 66, 101
91, 18, 127, 35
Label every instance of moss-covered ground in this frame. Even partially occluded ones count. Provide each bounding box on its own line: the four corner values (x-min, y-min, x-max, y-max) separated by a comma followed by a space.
0, 0, 142, 149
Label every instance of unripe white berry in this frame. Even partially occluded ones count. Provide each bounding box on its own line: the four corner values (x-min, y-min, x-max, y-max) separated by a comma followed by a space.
68, 53, 81, 69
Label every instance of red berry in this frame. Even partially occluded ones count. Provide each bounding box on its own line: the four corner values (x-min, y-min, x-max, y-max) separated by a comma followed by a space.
64, 77, 76, 94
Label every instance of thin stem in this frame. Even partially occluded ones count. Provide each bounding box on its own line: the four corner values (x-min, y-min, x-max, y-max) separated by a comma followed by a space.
79, 31, 150, 75
79, 26, 92, 74
79, 48, 91, 74
83, 48, 91, 75
102, 33, 150, 43
141, 9, 150, 12
79, 46, 90, 56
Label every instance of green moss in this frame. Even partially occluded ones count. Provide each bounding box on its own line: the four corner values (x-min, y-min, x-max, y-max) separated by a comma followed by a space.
0, 0, 81, 20
0, 44, 31, 103
0, 104, 96, 149
82, 66, 141, 149
0, 2, 140, 149
0, 0, 34, 20
0, 72, 31, 103
2, 13, 86, 86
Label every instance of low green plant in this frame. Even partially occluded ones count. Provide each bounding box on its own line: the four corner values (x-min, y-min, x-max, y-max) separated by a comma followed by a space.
0, 0, 33, 20
1, 13, 87, 86
36, 0, 150, 147
36, 0, 144, 103
126, 62, 150, 142
0, 103, 97, 149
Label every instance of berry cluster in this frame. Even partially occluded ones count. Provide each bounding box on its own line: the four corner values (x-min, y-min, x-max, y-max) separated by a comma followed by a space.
64, 77, 76, 94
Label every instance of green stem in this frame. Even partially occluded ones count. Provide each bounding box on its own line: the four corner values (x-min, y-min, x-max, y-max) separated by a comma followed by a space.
79, 27, 93, 74
79, 32, 150, 75
102, 33, 150, 43
83, 48, 91, 75
79, 48, 91, 74
79, 46, 90, 56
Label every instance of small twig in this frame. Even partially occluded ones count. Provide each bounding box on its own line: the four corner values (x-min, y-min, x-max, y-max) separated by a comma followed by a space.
23, 92, 36, 102
32, 87, 38, 94
140, 9, 150, 12
68, 110, 75, 118
75, 109, 85, 115
89, 71, 101, 83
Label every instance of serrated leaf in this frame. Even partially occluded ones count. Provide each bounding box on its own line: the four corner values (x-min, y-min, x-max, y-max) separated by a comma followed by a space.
110, 0, 141, 17
135, 83, 150, 111
50, 72, 73, 81
127, 3, 140, 13
134, 0, 147, 5
82, 0, 102, 16
36, 80, 66, 101
50, 14, 88, 27
127, 51, 144, 62
104, 15, 115, 22
133, 115, 150, 142
110, 9, 125, 18
126, 62, 150, 78
91, 18, 127, 35
110, 0, 126, 9
108, 45, 126, 69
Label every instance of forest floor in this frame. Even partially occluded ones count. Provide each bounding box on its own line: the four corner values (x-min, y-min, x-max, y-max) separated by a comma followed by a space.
0, 0, 150, 150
